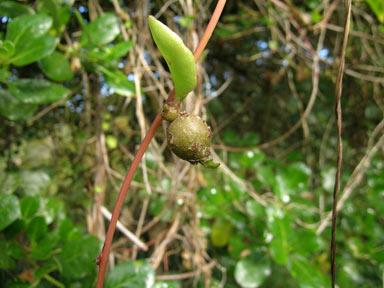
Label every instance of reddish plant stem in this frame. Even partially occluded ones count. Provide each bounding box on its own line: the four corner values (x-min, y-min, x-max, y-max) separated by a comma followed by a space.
96, 1, 226, 287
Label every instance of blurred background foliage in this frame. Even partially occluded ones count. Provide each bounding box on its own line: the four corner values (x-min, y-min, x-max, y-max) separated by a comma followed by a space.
0, 0, 383, 287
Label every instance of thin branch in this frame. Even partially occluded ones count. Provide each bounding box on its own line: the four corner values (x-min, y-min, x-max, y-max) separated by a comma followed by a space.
317, 120, 384, 235
100, 206, 148, 250
330, 0, 352, 286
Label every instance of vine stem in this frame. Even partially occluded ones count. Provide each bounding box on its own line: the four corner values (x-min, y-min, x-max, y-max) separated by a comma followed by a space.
96, 1, 226, 287
330, 0, 351, 287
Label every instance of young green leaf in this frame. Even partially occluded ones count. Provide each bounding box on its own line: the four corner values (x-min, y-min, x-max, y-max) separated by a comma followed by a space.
148, 16, 196, 101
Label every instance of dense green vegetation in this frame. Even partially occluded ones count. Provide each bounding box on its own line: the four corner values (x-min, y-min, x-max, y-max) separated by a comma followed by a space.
1, 0, 383, 287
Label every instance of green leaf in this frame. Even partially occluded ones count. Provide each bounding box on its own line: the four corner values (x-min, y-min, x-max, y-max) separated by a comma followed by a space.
99, 67, 136, 97
20, 138, 53, 169
6, 14, 55, 66
257, 166, 276, 187
21, 195, 40, 219
31, 232, 58, 260
40, 51, 74, 81
26, 216, 47, 242
104, 260, 155, 288
0, 40, 15, 62
289, 256, 330, 288
291, 228, 323, 256
40, 198, 65, 224
8, 241, 24, 259
58, 218, 74, 240
234, 253, 271, 288
0, 238, 15, 269
59, 235, 101, 280
104, 41, 134, 60
148, 16, 196, 100
37, 0, 71, 29
0, 89, 38, 121
210, 218, 234, 247
0, 171, 21, 194
0, 1, 35, 18
0, 194, 21, 231
20, 170, 51, 195
9, 79, 70, 104
9, 34, 56, 66
82, 13, 120, 47
6, 15, 52, 43
153, 281, 181, 288
267, 205, 291, 265
366, 0, 384, 23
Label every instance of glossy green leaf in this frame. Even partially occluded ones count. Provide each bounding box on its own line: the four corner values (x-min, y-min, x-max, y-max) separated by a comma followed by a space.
40, 51, 74, 81
82, 13, 120, 47
148, 16, 196, 100
0, 89, 38, 121
234, 253, 271, 288
38, 0, 71, 29
267, 205, 291, 265
0, 194, 21, 231
6, 14, 55, 66
105, 260, 155, 288
99, 67, 135, 97
104, 41, 134, 60
59, 236, 101, 280
9, 34, 56, 66
26, 216, 47, 242
21, 195, 40, 219
0, 1, 35, 18
6, 14, 52, 43
9, 79, 70, 104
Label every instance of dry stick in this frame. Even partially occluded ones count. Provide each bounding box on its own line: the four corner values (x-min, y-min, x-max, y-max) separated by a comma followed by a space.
95, 1, 227, 286
330, 1, 352, 287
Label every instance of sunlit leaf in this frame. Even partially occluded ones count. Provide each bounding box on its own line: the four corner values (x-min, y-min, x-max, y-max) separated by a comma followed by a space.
9, 79, 70, 104
234, 252, 271, 288
0, 194, 21, 231
104, 260, 155, 288
82, 13, 120, 47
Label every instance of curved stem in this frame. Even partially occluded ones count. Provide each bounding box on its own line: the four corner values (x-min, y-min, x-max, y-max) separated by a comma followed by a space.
96, 1, 226, 287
